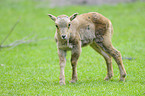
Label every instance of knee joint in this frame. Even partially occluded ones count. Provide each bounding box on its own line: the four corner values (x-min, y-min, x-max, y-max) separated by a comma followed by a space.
110, 50, 121, 58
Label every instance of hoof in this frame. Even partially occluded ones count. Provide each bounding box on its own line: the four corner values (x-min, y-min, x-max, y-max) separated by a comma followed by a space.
59, 81, 66, 85
119, 73, 126, 82
119, 77, 125, 82
69, 80, 77, 83
104, 75, 112, 81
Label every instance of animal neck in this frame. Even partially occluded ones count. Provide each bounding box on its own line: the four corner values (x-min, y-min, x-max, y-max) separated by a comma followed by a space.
57, 37, 73, 50
57, 36, 70, 46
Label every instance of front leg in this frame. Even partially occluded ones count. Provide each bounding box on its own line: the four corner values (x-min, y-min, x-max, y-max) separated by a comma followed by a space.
58, 49, 66, 85
70, 42, 81, 83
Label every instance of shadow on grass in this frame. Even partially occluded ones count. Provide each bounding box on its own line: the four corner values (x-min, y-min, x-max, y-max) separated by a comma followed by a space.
62, 77, 127, 86
36, 76, 130, 86
38, 76, 145, 87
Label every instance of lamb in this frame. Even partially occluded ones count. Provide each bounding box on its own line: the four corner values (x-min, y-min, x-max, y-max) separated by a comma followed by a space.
48, 12, 126, 85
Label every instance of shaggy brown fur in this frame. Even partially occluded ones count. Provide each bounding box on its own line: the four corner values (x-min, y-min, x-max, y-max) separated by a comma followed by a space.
48, 12, 126, 85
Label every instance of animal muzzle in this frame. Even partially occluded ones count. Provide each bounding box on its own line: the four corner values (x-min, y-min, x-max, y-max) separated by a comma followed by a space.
61, 35, 67, 39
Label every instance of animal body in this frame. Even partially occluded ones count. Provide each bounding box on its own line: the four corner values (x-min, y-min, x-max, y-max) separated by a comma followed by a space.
48, 12, 126, 85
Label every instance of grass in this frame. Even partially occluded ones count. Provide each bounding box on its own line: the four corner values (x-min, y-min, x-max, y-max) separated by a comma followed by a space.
0, 0, 145, 95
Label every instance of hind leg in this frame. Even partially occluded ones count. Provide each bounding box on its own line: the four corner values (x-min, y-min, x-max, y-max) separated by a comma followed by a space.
90, 43, 113, 80
95, 35, 126, 81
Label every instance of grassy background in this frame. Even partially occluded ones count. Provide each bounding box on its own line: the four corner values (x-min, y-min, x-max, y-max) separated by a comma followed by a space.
0, 0, 145, 95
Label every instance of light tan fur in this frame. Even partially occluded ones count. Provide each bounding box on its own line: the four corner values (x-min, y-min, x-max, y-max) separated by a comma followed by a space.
48, 12, 126, 85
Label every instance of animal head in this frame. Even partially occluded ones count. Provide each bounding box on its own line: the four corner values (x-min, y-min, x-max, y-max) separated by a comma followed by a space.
48, 13, 78, 40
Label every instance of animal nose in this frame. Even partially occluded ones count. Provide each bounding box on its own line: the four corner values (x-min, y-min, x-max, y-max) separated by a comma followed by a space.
62, 35, 66, 39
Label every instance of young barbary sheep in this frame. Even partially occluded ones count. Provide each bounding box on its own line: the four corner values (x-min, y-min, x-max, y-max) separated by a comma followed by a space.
48, 12, 126, 85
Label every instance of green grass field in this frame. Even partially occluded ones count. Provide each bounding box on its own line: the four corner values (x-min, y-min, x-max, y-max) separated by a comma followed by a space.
0, 0, 145, 95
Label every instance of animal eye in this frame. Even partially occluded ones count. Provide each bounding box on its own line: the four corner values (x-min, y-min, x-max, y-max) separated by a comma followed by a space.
68, 24, 71, 28
55, 25, 59, 29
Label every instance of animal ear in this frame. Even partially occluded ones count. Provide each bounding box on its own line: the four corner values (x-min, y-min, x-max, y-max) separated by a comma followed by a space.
48, 14, 56, 21
70, 13, 78, 21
